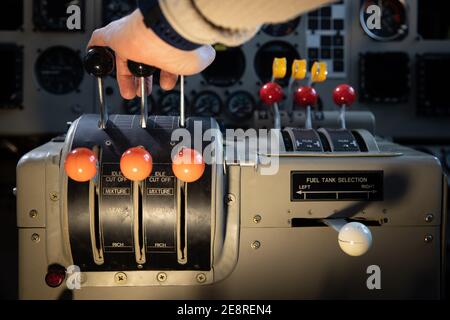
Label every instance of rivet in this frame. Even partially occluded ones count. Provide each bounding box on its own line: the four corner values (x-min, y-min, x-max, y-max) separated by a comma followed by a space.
251, 240, 261, 250
31, 233, 40, 243
29, 210, 38, 219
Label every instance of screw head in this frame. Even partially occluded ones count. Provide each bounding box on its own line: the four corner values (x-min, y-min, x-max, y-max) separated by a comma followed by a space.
29, 210, 38, 219
137, 264, 143, 269
425, 214, 434, 223
253, 215, 262, 224
157, 272, 167, 282
226, 194, 236, 205
114, 272, 127, 284
424, 235, 433, 243
50, 192, 59, 201
251, 240, 261, 250
196, 273, 206, 283
31, 233, 40, 243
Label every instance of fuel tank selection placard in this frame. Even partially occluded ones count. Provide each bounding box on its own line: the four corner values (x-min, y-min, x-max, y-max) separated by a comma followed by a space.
291, 171, 383, 201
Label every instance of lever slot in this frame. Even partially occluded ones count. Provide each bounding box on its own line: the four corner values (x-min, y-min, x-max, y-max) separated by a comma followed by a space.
351, 130, 369, 152
133, 181, 146, 265
89, 146, 104, 265
291, 218, 382, 228
176, 180, 187, 264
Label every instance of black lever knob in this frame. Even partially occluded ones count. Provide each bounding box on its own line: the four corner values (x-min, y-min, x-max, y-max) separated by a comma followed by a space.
127, 60, 157, 78
84, 46, 115, 78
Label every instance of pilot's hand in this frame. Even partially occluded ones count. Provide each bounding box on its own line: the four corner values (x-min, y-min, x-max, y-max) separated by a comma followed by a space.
87, 9, 215, 99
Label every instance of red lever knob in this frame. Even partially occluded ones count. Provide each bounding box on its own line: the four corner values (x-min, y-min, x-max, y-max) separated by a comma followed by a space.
64, 148, 97, 182
259, 82, 284, 105
172, 148, 205, 183
120, 147, 153, 181
333, 84, 356, 107
294, 86, 318, 107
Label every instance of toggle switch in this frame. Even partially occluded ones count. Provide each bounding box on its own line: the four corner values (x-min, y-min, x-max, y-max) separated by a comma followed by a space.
172, 148, 205, 183
286, 59, 307, 114
84, 47, 115, 129
310, 61, 328, 83
120, 146, 153, 181
272, 57, 287, 81
333, 84, 356, 129
259, 82, 284, 129
64, 147, 98, 182
127, 61, 157, 128
294, 86, 318, 130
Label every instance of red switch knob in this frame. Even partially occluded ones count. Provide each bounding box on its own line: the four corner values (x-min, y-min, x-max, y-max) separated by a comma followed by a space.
333, 84, 356, 107
294, 86, 318, 107
64, 147, 97, 182
172, 148, 205, 183
259, 82, 284, 105
120, 147, 153, 181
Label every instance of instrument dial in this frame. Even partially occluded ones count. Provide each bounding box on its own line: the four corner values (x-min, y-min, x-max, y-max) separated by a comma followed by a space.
254, 41, 300, 86
226, 91, 255, 120
158, 91, 189, 116
192, 91, 222, 116
35, 46, 84, 95
201, 46, 245, 87
360, 0, 408, 41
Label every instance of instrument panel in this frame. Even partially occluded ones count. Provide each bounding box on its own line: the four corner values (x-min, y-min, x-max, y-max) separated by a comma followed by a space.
0, 0, 449, 141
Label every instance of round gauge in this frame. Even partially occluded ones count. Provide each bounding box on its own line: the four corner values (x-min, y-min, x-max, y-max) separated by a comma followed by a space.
360, 0, 408, 41
192, 91, 222, 116
201, 46, 245, 87
262, 17, 300, 37
226, 91, 255, 120
102, 0, 136, 25
33, 0, 85, 31
254, 41, 300, 86
157, 91, 189, 116
35, 46, 84, 95
122, 96, 154, 115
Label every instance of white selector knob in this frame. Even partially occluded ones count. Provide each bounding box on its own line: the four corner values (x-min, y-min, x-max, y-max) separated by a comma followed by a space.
338, 222, 372, 256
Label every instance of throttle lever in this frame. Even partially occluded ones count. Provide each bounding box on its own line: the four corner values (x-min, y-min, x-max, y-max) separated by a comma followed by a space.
127, 61, 157, 128
84, 46, 115, 129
